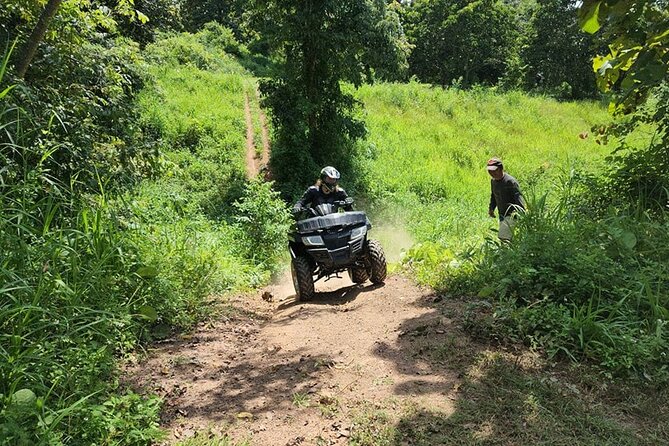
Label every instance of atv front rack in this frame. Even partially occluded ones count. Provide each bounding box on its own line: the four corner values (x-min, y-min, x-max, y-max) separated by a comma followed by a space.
296, 211, 368, 233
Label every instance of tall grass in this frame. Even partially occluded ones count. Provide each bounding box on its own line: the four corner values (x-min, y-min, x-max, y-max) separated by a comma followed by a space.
1, 28, 289, 444
354, 81, 667, 380
0, 108, 162, 443
355, 81, 610, 248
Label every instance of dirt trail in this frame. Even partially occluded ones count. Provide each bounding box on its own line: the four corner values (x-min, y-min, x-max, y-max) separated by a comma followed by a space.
125, 274, 468, 445
244, 92, 257, 178
255, 89, 271, 170
126, 86, 465, 445
244, 90, 271, 179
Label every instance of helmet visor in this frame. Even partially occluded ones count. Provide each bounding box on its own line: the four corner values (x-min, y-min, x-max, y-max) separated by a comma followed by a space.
321, 177, 337, 193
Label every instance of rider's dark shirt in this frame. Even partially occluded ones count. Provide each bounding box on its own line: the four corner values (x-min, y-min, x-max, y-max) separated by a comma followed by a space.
294, 186, 352, 211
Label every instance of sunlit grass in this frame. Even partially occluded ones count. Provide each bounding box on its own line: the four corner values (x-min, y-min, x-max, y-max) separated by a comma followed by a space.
356, 82, 612, 249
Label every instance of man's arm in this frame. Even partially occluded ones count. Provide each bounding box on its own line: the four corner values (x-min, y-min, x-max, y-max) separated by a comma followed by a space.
488, 183, 497, 217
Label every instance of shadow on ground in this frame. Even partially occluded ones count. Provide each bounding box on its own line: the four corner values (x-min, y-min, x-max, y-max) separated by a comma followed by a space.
359, 295, 669, 446
275, 282, 384, 311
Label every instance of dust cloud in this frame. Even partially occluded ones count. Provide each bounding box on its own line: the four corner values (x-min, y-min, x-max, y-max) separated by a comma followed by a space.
369, 223, 415, 264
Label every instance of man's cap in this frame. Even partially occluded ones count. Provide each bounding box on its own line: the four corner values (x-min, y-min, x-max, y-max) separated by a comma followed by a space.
486, 158, 503, 171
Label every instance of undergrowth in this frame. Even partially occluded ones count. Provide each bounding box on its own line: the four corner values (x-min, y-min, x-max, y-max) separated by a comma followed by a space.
1, 26, 289, 444
356, 81, 668, 382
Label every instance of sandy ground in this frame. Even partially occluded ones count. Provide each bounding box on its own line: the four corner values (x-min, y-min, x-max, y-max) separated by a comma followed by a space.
124, 272, 469, 445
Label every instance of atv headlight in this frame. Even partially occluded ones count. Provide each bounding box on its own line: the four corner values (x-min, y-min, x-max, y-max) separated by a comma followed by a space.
302, 235, 324, 246
350, 225, 367, 240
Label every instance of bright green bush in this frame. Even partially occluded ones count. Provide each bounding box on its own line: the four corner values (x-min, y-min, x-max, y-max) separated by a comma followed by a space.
233, 179, 292, 269
0, 27, 282, 444
441, 188, 669, 380
143, 30, 248, 74
0, 174, 164, 444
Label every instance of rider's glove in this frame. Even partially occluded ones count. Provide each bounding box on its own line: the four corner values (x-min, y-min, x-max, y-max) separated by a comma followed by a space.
291, 206, 302, 216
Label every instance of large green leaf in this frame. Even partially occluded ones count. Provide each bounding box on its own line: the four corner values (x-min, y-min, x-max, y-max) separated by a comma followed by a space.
136, 266, 158, 278
619, 231, 637, 250
477, 286, 496, 298
0, 85, 15, 100
578, 0, 603, 34
138, 305, 158, 322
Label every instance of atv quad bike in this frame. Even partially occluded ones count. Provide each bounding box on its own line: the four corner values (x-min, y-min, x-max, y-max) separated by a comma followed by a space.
289, 198, 387, 301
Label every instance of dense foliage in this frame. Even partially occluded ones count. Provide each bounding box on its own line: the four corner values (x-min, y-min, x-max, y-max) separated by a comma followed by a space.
248, 0, 409, 196
401, 0, 601, 98
1, 1, 159, 193
579, 0, 669, 211
521, 0, 599, 99
1, 21, 290, 445
405, 0, 520, 88
443, 189, 669, 380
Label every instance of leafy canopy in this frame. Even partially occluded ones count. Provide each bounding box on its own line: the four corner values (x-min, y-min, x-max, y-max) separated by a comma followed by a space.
249, 0, 408, 195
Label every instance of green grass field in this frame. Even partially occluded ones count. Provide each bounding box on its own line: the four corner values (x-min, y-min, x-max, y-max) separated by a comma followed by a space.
356, 82, 611, 252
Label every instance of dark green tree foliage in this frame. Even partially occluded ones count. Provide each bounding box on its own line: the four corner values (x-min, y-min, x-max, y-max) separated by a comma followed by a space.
1, 1, 159, 193
404, 0, 520, 87
181, 0, 248, 37
579, 0, 668, 115
363, 2, 411, 82
250, 0, 408, 195
579, 0, 669, 210
111, 0, 184, 46
523, 0, 599, 99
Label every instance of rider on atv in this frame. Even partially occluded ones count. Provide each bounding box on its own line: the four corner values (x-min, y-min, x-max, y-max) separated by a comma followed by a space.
292, 166, 353, 216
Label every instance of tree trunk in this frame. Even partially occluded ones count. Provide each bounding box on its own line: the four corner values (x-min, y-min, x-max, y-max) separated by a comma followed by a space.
15, 0, 64, 79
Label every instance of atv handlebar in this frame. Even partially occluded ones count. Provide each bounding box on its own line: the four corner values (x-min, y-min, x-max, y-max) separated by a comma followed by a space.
292, 197, 355, 219
334, 197, 354, 207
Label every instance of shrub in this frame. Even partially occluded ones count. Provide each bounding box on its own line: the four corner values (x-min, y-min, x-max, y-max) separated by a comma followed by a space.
233, 179, 292, 270
440, 184, 669, 380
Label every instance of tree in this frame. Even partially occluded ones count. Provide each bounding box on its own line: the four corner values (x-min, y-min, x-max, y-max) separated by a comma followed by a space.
180, 0, 247, 37
523, 0, 599, 99
1, 0, 157, 191
579, 0, 669, 114
249, 0, 408, 194
14, 0, 64, 79
404, 0, 519, 87
578, 0, 669, 209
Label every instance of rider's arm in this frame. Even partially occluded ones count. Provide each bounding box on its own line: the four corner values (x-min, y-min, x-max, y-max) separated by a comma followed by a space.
336, 189, 353, 211
294, 186, 317, 212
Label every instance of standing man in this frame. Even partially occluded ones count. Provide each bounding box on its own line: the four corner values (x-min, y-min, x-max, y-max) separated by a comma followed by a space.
487, 158, 525, 241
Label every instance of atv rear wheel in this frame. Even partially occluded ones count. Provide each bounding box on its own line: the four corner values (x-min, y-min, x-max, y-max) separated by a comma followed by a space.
291, 256, 314, 301
348, 267, 369, 284
367, 239, 387, 284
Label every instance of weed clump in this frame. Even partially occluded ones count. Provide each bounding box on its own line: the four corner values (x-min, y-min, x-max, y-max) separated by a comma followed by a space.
440, 188, 669, 382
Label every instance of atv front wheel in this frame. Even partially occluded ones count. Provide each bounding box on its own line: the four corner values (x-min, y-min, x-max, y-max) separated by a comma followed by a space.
348, 267, 369, 284
367, 239, 387, 284
291, 256, 314, 301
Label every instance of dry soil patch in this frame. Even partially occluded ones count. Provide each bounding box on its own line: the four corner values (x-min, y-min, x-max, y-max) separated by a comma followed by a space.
125, 274, 468, 445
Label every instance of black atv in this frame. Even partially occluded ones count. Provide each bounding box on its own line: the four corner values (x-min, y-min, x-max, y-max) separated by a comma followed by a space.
289, 198, 387, 301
